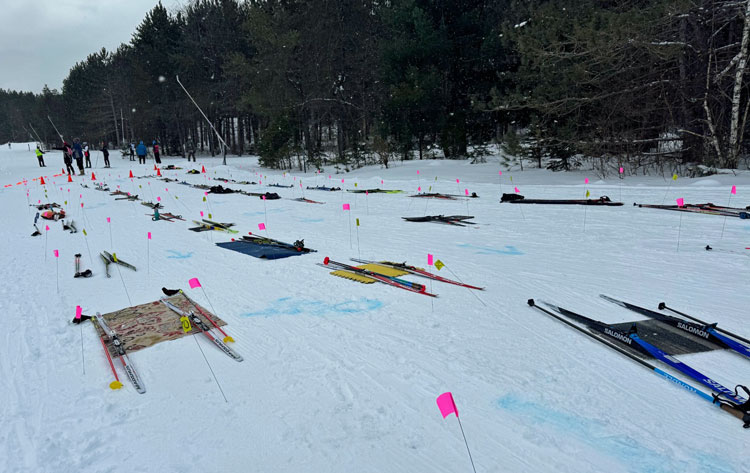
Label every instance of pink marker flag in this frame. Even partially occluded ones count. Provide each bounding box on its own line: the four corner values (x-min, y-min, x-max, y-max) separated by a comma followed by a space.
465, 189, 469, 196
514, 186, 520, 193
436, 392, 458, 419
53, 249, 59, 258
188, 278, 201, 289
456, 178, 460, 184
341, 178, 345, 183
585, 178, 589, 184
381, 180, 383, 185
157, 197, 161, 201
676, 197, 684, 207
619, 167, 624, 174
258, 223, 266, 230
343, 203, 350, 210
731, 185, 737, 195
498, 170, 502, 175
262, 195, 266, 201
107, 217, 111, 223
200, 211, 204, 217
147, 232, 152, 240
45, 225, 49, 231
427, 254, 434, 266
75, 305, 82, 320
417, 170, 420, 175
80, 203, 83, 208
418, 186, 421, 192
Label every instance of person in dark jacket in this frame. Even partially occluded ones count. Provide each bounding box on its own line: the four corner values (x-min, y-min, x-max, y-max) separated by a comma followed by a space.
35, 145, 45, 167
129, 142, 135, 161
53, 142, 75, 175
136, 140, 147, 164
84, 143, 91, 168
72, 138, 85, 175
153, 141, 161, 164
186, 139, 196, 162
101, 144, 110, 168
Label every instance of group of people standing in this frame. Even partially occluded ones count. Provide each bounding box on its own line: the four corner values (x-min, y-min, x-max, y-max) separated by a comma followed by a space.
35, 137, 198, 173
127, 141, 161, 164
46, 138, 110, 174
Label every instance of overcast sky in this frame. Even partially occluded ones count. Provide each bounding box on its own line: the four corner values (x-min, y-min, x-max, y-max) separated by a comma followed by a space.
0, 0, 180, 93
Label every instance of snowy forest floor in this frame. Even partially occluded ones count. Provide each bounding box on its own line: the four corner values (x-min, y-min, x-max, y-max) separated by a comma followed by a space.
1, 144, 749, 473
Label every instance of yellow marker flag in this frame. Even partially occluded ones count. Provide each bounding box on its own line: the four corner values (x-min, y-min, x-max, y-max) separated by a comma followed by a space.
672, 174, 678, 181
202, 196, 206, 202
510, 176, 513, 182
434, 176, 437, 181
82, 229, 87, 236
429, 186, 432, 191
356, 218, 360, 226
180, 316, 192, 333
64, 200, 67, 205
586, 190, 590, 198
112, 253, 118, 262
208, 213, 212, 219
354, 182, 358, 187
175, 196, 179, 199
434, 260, 445, 271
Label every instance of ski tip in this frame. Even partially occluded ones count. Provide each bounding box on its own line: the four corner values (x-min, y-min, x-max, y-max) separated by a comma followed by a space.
658, 302, 666, 310
527, 298, 535, 307
323, 257, 330, 265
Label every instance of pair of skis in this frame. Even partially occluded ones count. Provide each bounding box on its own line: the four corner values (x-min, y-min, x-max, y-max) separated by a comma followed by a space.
241, 235, 315, 253
600, 295, 750, 361
321, 257, 437, 297
189, 219, 238, 234
528, 299, 749, 427
159, 297, 243, 362
350, 259, 483, 290
100, 251, 136, 278
92, 315, 146, 394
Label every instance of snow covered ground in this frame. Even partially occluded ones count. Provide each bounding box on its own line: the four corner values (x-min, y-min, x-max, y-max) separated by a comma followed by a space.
1, 142, 749, 473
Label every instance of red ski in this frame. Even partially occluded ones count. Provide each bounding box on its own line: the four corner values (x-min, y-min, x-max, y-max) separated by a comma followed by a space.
351, 259, 484, 290
320, 257, 438, 297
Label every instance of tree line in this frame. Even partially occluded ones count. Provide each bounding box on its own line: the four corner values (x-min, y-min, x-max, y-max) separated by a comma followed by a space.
2, 0, 750, 172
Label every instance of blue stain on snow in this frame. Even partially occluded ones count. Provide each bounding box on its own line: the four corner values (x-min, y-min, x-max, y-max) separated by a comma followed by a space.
165, 250, 194, 259
457, 243, 523, 255
242, 297, 382, 317
496, 394, 735, 473
242, 208, 287, 217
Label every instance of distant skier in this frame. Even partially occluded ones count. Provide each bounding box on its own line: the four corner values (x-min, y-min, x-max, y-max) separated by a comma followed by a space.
186, 139, 195, 162
101, 144, 110, 168
84, 143, 91, 168
129, 142, 135, 161
35, 145, 45, 167
72, 138, 85, 175
136, 140, 147, 164
153, 141, 161, 164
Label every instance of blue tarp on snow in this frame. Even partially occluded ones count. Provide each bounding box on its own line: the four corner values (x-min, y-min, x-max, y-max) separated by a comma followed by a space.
215, 240, 304, 260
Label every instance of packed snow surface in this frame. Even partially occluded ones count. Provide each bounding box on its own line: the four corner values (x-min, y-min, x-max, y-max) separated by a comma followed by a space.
1, 143, 749, 472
